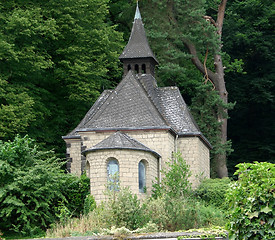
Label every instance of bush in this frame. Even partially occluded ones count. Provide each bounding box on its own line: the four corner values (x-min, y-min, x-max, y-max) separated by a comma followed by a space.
226, 162, 275, 239
110, 187, 145, 230
62, 173, 90, 217
83, 194, 96, 215
0, 135, 88, 236
145, 195, 225, 231
195, 178, 231, 209
152, 152, 191, 198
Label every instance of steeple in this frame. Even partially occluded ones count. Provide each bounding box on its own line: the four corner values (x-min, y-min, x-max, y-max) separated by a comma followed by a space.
134, 1, 141, 20
119, 2, 158, 76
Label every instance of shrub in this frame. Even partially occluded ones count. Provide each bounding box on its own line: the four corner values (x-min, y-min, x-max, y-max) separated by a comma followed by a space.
145, 195, 225, 231
195, 178, 231, 209
62, 173, 90, 217
152, 152, 191, 198
0, 135, 88, 236
110, 187, 145, 230
83, 194, 96, 215
226, 162, 275, 239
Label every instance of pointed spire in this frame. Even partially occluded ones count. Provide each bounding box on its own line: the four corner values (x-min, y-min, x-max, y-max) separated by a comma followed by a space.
134, 1, 142, 20
119, 1, 158, 76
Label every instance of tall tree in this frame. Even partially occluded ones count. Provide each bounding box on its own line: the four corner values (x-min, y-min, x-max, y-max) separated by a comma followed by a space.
0, 0, 123, 153
186, 0, 230, 178
136, 0, 232, 177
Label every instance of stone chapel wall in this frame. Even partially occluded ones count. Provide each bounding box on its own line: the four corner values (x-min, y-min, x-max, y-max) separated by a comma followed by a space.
86, 149, 158, 203
177, 137, 210, 187
64, 139, 82, 176
78, 129, 175, 171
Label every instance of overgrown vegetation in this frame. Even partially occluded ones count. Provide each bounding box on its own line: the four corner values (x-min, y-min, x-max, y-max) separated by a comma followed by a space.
226, 162, 275, 239
47, 153, 226, 238
0, 136, 89, 237
195, 177, 231, 209
177, 226, 228, 239
152, 152, 191, 198
2, 137, 274, 240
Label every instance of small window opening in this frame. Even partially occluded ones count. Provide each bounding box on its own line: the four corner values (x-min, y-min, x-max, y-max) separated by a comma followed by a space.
135, 64, 139, 74
142, 64, 146, 74
128, 64, 131, 71
85, 161, 90, 178
139, 160, 146, 193
107, 158, 119, 191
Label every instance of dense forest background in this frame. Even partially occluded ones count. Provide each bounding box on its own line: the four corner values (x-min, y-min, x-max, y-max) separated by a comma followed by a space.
0, 0, 274, 177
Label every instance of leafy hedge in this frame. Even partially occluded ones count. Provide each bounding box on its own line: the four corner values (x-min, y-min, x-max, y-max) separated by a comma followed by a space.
226, 162, 275, 239
195, 178, 231, 209
0, 136, 89, 236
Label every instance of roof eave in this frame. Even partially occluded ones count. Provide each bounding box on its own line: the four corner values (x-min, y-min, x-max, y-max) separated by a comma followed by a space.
76, 126, 171, 133
62, 135, 81, 140
178, 132, 213, 149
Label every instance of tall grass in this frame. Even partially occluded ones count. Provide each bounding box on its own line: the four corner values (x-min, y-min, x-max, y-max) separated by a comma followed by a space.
46, 204, 112, 238
47, 189, 226, 238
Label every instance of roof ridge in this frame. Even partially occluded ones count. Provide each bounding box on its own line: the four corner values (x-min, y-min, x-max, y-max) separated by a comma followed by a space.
137, 74, 171, 127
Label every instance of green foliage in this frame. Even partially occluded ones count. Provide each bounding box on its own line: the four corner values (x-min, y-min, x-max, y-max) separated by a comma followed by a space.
226, 162, 275, 239
191, 83, 234, 176
0, 79, 35, 140
0, 0, 123, 155
145, 195, 225, 232
152, 152, 191, 198
0, 136, 66, 236
55, 201, 72, 225
140, 0, 212, 96
149, 152, 225, 232
83, 195, 96, 216
110, 187, 145, 230
0, 135, 89, 237
62, 173, 90, 217
224, 0, 275, 175
195, 178, 231, 209
178, 226, 228, 239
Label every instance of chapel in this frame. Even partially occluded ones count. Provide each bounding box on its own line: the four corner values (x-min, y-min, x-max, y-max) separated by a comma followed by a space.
63, 3, 211, 202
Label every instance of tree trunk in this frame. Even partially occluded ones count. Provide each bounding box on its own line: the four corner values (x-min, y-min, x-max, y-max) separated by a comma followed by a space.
185, 0, 229, 177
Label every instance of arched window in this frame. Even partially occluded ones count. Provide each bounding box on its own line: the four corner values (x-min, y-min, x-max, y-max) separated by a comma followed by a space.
135, 64, 139, 74
107, 158, 119, 191
142, 64, 146, 74
139, 160, 146, 193
128, 64, 131, 71
85, 161, 90, 178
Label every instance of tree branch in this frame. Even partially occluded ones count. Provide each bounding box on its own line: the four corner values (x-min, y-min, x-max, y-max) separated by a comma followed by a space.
183, 40, 218, 85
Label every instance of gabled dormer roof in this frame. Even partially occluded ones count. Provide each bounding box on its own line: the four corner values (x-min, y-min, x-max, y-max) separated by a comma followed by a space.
119, 3, 158, 64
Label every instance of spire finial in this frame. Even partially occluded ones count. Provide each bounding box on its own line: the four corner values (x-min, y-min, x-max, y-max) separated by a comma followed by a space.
134, 0, 141, 20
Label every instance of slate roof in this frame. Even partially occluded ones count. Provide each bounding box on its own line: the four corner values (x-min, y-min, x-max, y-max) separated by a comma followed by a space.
119, 4, 158, 64
64, 71, 168, 138
83, 131, 160, 158
64, 71, 210, 146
